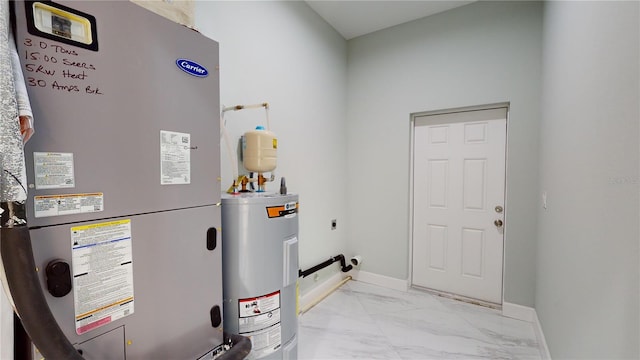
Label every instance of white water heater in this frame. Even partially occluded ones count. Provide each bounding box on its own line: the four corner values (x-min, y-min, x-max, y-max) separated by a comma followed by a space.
221, 193, 298, 359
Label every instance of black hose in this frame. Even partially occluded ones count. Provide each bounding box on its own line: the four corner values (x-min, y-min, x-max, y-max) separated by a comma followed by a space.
299, 254, 353, 278
217, 332, 252, 360
1, 226, 84, 360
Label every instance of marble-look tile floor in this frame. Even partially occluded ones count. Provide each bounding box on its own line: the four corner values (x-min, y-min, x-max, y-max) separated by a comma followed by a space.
298, 281, 543, 359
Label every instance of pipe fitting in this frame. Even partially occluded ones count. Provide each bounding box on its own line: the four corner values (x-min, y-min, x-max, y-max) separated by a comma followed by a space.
350, 256, 362, 267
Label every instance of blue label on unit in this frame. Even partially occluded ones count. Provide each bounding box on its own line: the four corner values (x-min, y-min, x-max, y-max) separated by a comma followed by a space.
176, 59, 209, 77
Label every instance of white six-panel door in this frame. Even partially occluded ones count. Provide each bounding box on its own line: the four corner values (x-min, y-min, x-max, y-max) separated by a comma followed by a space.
412, 107, 507, 304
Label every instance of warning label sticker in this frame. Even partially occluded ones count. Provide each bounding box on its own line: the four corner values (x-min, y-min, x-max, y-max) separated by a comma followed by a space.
238, 291, 281, 359
160, 130, 191, 185
71, 219, 134, 335
33, 152, 75, 190
240, 308, 281, 334
34, 193, 103, 218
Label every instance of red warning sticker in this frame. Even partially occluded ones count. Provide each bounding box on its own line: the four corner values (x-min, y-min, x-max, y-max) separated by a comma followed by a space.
238, 290, 280, 318
238, 291, 282, 358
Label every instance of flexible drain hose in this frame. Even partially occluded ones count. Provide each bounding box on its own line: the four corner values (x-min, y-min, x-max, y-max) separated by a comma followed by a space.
1, 226, 83, 360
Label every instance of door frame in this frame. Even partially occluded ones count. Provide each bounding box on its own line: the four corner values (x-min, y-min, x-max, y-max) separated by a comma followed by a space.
408, 102, 510, 305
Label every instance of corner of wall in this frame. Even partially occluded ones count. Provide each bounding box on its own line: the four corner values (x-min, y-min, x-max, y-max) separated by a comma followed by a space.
502, 302, 551, 359
534, 310, 552, 360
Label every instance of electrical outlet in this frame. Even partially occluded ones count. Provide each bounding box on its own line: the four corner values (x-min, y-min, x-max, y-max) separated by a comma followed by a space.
331, 219, 337, 230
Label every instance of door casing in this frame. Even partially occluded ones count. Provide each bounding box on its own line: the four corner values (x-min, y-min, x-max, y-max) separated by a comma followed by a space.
408, 102, 510, 305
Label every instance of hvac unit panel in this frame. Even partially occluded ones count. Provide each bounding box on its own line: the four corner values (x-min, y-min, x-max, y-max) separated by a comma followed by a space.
13, 1, 225, 358
14, 0, 221, 228
29, 205, 223, 359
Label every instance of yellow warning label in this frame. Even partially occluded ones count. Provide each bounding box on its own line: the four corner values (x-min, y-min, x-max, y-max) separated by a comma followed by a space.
273, 138, 278, 149
34, 192, 104, 218
76, 296, 134, 320
35, 193, 103, 199
72, 219, 130, 232
71, 219, 134, 335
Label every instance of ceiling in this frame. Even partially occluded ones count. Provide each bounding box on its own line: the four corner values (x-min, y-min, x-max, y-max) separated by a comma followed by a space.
305, 1, 476, 40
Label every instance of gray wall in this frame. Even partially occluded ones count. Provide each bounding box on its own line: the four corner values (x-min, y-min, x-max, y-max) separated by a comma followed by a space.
194, 1, 349, 294
194, 4, 640, 358
536, 1, 639, 358
346, 1, 543, 306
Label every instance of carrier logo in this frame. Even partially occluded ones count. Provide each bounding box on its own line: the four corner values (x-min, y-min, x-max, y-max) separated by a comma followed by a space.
176, 59, 209, 78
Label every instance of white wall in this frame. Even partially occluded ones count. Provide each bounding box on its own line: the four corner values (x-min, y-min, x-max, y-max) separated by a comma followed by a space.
536, 1, 639, 358
194, 1, 349, 294
346, 1, 543, 306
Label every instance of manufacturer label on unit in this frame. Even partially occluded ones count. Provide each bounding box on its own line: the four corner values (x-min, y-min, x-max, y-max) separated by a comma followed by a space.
175, 58, 209, 78
265, 202, 298, 219
71, 219, 134, 335
34, 193, 103, 218
160, 130, 191, 185
238, 291, 281, 359
33, 152, 75, 189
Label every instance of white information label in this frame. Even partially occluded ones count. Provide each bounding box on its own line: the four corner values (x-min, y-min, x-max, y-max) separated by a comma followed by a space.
34, 193, 104, 218
239, 308, 281, 334
245, 324, 282, 360
160, 130, 191, 185
34, 152, 75, 189
238, 291, 281, 358
71, 219, 134, 335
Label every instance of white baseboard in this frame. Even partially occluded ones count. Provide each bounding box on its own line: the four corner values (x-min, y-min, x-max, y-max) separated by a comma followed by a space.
350, 270, 409, 292
534, 311, 552, 360
299, 272, 346, 310
503, 302, 551, 359
502, 301, 536, 322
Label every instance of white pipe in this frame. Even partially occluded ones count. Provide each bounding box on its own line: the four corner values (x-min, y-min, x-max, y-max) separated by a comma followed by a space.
219, 101, 271, 187
350, 256, 363, 267
219, 110, 238, 186
222, 102, 269, 113
264, 106, 271, 131
299, 276, 351, 315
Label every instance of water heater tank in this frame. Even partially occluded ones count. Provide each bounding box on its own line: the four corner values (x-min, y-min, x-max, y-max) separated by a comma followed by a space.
222, 193, 299, 359
243, 126, 277, 172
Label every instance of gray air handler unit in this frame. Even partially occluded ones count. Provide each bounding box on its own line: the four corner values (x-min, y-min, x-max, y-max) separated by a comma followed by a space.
222, 193, 299, 359
10, 1, 237, 359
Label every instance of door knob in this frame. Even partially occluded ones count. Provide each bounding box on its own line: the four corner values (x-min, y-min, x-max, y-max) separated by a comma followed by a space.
494, 219, 503, 228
